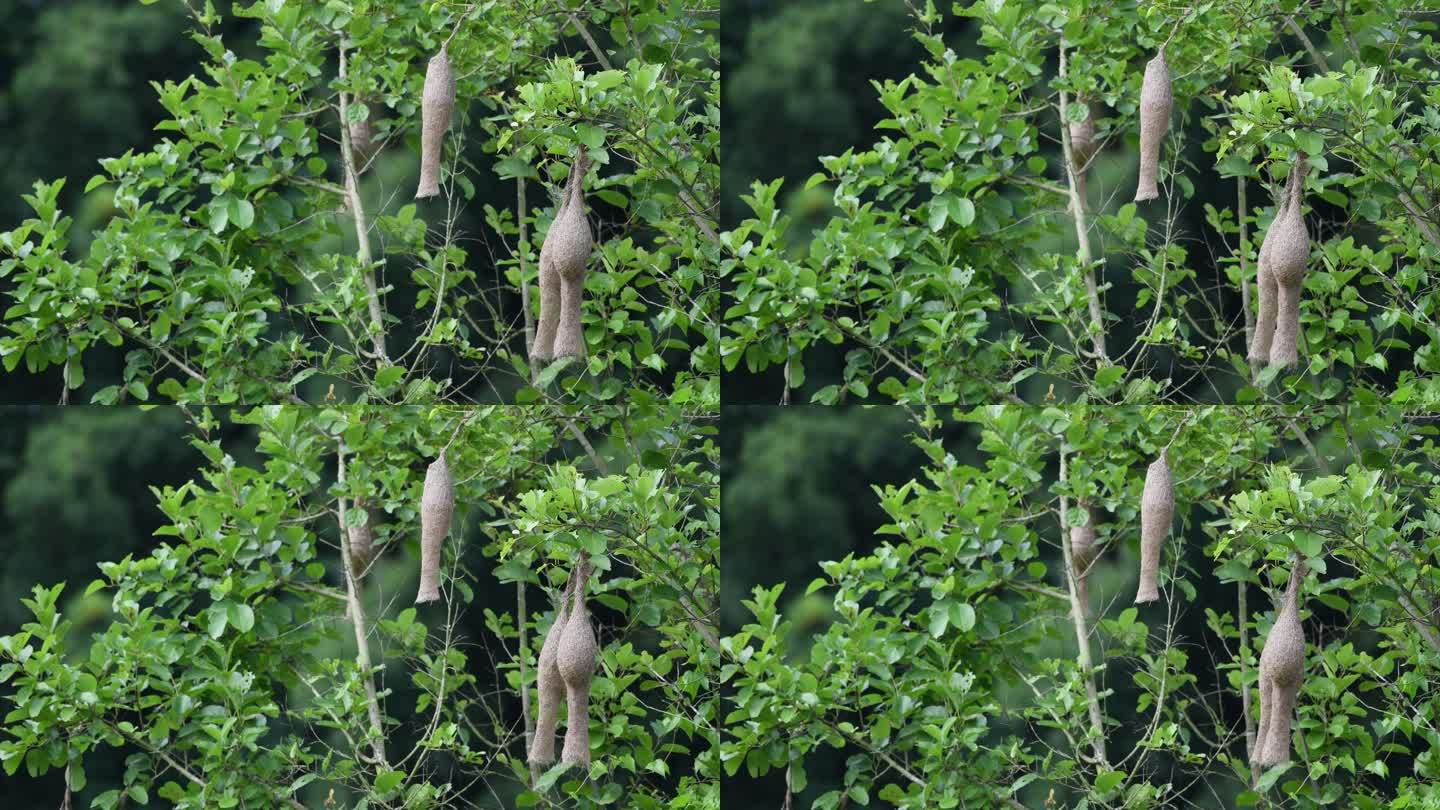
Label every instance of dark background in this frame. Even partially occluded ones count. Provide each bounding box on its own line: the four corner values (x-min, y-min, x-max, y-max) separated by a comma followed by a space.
0, 407, 219, 805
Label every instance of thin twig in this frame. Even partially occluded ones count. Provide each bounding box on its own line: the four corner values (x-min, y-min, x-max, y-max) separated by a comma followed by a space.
567, 420, 609, 475
443, 3, 478, 51
1285, 16, 1331, 72
568, 13, 612, 70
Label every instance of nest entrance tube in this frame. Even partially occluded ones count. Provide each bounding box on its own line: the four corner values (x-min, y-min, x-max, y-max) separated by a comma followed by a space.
414, 451, 455, 604
1255, 559, 1307, 768
532, 147, 596, 364
529, 570, 579, 766
415, 47, 456, 199
557, 559, 598, 768
1134, 48, 1172, 202
1249, 154, 1311, 369
1135, 449, 1173, 603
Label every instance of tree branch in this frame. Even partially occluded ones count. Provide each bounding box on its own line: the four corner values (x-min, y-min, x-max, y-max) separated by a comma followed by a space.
338, 46, 389, 363
518, 177, 537, 380
1058, 448, 1109, 768
1237, 580, 1262, 791
1057, 40, 1107, 362
336, 443, 390, 768
1285, 16, 1331, 72
518, 581, 540, 788
1239, 176, 1254, 351
568, 13, 612, 70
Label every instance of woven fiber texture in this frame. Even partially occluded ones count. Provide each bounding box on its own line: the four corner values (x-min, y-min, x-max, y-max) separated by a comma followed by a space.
415, 48, 456, 199
1135, 450, 1174, 603
1253, 156, 1311, 368
557, 560, 598, 768
529, 572, 578, 766
1134, 48, 1172, 202
1255, 559, 1307, 767
414, 452, 455, 604
533, 148, 595, 362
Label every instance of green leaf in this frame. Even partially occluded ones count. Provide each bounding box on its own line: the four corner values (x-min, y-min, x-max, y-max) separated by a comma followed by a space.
949, 602, 976, 632
928, 201, 948, 232
374, 365, 405, 389
947, 196, 976, 227
1094, 770, 1125, 793
208, 608, 228, 639
227, 602, 255, 633
230, 198, 255, 230
590, 69, 625, 90
209, 204, 229, 235
374, 770, 405, 794
67, 761, 86, 792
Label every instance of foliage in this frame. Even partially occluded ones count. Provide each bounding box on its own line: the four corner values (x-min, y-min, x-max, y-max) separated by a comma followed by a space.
0, 404, 719, 808
721, 0, 1440, 405
724, 403, 1440, 807
0, 0, 719, 408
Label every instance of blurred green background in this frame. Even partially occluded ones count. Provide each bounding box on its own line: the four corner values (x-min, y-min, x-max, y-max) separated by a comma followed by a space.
0, 407, 641, 808
0, 1, 241, 403
721, 0, 1380, 404
0, 408, 220, 805
720, 405, 1377, 806
0, 1, 677, 405
721, 406, 977, 803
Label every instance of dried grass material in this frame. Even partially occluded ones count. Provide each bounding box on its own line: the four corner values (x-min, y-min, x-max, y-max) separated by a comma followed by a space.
1255, 559, 1307, 768
415, 47, 456, 199
532, 148, 595, 363
1249, 155, 1311, 368
414, 452, 455, 604
347, 500, 383, 579
1070, 503, 1098, 613
1134, 48, 1172, 202
529, 573, 578, 766
1135, 450, 1174, 604
557, 561, 598, 768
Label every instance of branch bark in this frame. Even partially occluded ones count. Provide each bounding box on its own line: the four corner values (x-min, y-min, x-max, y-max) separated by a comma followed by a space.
518, 581, 540, 788
336, 444, 390, 768
518, 178, 536, 373
1057, 41, 1107, 362
1285, 16, 1330, 72
338, 47, 389, 363
568, 13, 612, 71
1059, 449, 1109, 768
1239, 176, 1254, 350
1239, 580, 1260, 788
